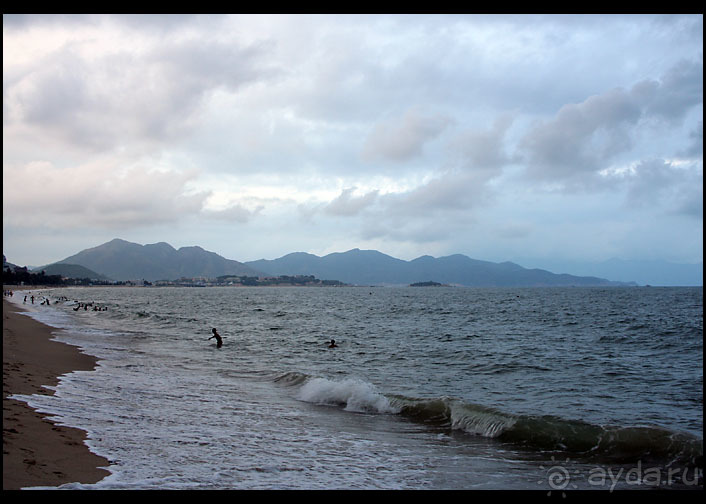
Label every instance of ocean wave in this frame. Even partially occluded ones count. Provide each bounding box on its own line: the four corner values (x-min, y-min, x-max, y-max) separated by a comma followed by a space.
274, 372, 703, 467
501, 415, 702, 466
296, 376, 398, 414
389, 395, 516, 438
394, 394, 702, 466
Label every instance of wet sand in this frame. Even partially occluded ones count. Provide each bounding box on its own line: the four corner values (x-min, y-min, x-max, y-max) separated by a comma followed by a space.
3, 297, 110, 490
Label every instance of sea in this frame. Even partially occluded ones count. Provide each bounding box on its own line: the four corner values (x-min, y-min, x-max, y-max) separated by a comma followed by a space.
7, 285, 703, 491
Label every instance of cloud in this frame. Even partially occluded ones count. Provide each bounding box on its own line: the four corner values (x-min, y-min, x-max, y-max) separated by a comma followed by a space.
202, 203, 264, 223
362, 109, 451, 163
624, 158, 703, 219
2, 159, 209, 229
637, 58, 703, 123
358, 115, 517, 231
345, 170, 494, 246
519, 87, 643, 185
313, 113, 515, 243
293, 170, 494, 248
324, 187, 379, 216
680, 120, 703, 158
519, 58, 703, 190
359, 215, 460, 245
451, 114, 517, 172
3, 22, 280, 154
384, 171, 495, 217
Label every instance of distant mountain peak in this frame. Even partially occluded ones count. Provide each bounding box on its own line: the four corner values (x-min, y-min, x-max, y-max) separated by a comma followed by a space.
51, 238, 263, 281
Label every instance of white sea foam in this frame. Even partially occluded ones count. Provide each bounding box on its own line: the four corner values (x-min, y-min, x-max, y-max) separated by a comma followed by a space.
297, 377, 399, 414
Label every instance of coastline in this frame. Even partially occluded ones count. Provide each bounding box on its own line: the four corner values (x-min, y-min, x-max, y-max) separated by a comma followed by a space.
2, 296, 110, 490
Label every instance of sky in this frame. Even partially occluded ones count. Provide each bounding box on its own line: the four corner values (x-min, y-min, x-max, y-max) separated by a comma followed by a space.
3, 14, 703, 272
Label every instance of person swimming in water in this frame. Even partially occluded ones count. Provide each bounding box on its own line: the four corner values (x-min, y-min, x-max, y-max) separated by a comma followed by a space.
209, 328, 223, 348
328, 339, 338, 348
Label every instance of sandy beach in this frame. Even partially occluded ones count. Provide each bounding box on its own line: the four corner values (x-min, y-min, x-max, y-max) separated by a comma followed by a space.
3, 295, 110, 490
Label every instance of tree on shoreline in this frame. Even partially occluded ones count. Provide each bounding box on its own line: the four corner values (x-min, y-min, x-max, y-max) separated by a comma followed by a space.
3, 265, 64, 286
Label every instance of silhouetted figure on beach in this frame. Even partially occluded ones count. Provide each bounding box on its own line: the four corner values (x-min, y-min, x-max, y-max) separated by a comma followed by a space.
328, 339, 338, 348
209, 328, 223, 348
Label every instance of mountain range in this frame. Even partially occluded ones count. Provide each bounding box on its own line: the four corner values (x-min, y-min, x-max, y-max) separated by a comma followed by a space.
33, 238, 648, 287
50, 238, 261, 282
246, 249, 635, 287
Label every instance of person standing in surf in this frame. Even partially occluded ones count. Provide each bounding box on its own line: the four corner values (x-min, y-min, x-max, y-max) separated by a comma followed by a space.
209, 328, 223, 348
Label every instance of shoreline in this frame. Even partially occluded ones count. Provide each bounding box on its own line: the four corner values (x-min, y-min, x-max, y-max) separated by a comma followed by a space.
2, 296, 110, 490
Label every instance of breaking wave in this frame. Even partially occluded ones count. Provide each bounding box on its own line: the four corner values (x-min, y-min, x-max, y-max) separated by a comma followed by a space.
275, 372, 703, 467
278, 372, 397, 414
